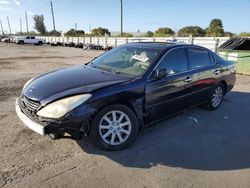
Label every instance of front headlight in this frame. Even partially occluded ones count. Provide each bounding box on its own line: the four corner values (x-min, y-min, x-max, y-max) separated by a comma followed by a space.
36, 94, 92, 119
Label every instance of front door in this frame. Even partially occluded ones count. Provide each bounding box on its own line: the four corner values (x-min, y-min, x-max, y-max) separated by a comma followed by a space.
145, 47, 192, 123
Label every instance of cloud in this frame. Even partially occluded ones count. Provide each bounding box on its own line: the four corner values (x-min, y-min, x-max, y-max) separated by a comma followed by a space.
14, 0, 20, 6
0, 0, 11, 5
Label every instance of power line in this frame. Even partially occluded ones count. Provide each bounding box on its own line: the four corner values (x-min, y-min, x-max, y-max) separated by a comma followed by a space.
50, 1, 56, 31
7, 17, 11, 34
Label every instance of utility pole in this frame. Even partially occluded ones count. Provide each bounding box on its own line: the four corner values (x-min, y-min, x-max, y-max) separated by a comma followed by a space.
89, 25, 91, 33
0, 20, 4, 35
7, 17, 11, 34
25, 11, 29, 33
20, 18, 23, 34
120, 0, 123, 37
75, 23, 77, 30
50, 1, 56, 32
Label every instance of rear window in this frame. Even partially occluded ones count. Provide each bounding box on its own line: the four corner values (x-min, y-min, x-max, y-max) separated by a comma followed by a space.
188, 48, 212, 69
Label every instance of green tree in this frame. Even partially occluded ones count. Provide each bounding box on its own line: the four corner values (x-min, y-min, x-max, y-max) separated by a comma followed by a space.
117, 32, 134, 37
33, 15, 47, 35
224, 31, 234, 37
16, 31, 38, 36
178, 26, 205, 37
91, 27, 110, 36
206, 19, 224, 37
48, 30, 62, 37
64, 29, 85, 37
144, 31, 154, 37
154, 27, 175, 37
238, 32, 250, 37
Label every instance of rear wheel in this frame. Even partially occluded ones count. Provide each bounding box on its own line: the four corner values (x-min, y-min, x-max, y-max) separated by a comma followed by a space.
18, 40, 24, 44
89, 104, 139, 150
38, 41, 43, 45
208, 83, 224, 110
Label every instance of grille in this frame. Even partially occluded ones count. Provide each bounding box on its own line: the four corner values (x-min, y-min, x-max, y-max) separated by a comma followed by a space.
22, 96, 40, 112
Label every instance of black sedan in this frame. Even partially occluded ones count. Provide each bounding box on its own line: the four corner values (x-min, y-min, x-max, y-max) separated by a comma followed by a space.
16, 43, 236, 150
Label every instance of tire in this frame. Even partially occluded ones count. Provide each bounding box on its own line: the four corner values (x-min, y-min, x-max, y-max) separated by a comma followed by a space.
208, 83, 225, 110
89, 104, 139, 150
38, 41, 43, 45
18, 40, 24, 45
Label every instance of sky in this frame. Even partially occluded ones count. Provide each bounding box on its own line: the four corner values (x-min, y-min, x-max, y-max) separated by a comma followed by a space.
0, 0, 250, 34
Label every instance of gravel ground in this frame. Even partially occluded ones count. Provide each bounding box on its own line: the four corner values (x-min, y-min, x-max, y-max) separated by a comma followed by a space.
0, 43, 250, 188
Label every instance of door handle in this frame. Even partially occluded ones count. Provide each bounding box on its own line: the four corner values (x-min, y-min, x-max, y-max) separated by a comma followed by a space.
213, 69, 220, 75
184, 76, 192, 82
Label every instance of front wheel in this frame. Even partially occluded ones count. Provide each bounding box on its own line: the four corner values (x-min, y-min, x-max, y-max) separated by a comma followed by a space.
208, 83, 224, 110
18, 40, 24, 44
89, 104, 139, 150
38, 41, 43, 45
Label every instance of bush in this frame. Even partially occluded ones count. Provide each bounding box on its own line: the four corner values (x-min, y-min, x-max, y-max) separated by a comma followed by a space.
154, 27, 175, 37
64, 29, 85, 37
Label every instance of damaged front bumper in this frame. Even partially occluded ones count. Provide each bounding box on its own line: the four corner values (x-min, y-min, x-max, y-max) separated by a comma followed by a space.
15, 98, 93, 137
16, 99, 45, 135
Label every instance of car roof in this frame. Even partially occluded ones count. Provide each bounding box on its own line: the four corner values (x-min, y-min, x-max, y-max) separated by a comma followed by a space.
123, 42, 198, 50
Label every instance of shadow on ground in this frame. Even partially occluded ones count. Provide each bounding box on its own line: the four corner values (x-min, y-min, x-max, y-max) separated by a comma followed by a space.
76, 91, 250, 171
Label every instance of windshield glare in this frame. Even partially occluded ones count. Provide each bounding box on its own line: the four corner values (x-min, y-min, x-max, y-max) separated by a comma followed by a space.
89, 46, 162, 76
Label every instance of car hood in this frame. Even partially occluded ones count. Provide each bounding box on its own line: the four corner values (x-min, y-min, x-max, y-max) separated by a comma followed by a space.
23, 65, 130, 104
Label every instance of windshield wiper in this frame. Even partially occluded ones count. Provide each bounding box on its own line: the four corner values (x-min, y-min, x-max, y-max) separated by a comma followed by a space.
101, 65, 120, 74
89, 62, 119, 74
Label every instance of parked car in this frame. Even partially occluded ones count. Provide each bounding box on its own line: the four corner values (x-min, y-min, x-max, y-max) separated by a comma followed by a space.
1, 36, 11, 43
16, 36, 45, 45
16, 43, 236, 150
0, 35, 7, 42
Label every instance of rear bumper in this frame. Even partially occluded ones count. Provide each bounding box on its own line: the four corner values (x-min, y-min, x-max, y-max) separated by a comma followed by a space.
16, 99, 45, 135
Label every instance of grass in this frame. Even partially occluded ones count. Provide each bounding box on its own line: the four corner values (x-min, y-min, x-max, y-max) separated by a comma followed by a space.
235, 61, 250, 75
218, 50, 250, 75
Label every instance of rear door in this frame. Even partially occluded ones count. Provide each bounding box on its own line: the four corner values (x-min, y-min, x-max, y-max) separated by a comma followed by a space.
145, 47, 192, 123
30, 36, 36, 44
186, 47, 220, 104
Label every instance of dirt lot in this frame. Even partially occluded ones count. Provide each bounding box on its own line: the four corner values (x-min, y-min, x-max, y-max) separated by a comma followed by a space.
1, 43, 250, 188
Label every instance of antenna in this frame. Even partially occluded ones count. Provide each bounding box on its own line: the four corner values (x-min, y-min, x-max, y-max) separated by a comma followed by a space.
50, 1, 56, 32
0, 20, 4, 35
7, 17, 11, 34
25, 11, 29, 33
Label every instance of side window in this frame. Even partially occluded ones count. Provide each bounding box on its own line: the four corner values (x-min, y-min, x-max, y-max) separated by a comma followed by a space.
188, 48, 212, 69
209, 54, 216, 64
31, 37, 35, 39
25, 36, 30, 39
160, 48, 188, 75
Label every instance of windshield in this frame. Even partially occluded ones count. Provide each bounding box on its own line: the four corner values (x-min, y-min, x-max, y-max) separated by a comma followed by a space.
88, 46, 162, 76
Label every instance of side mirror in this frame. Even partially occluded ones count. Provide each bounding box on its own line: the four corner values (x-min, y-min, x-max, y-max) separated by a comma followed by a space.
153, 68, 168, 80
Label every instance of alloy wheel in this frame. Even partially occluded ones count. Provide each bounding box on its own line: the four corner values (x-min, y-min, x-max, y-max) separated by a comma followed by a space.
99, 110, 132, 145
212, 86, 223, 107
